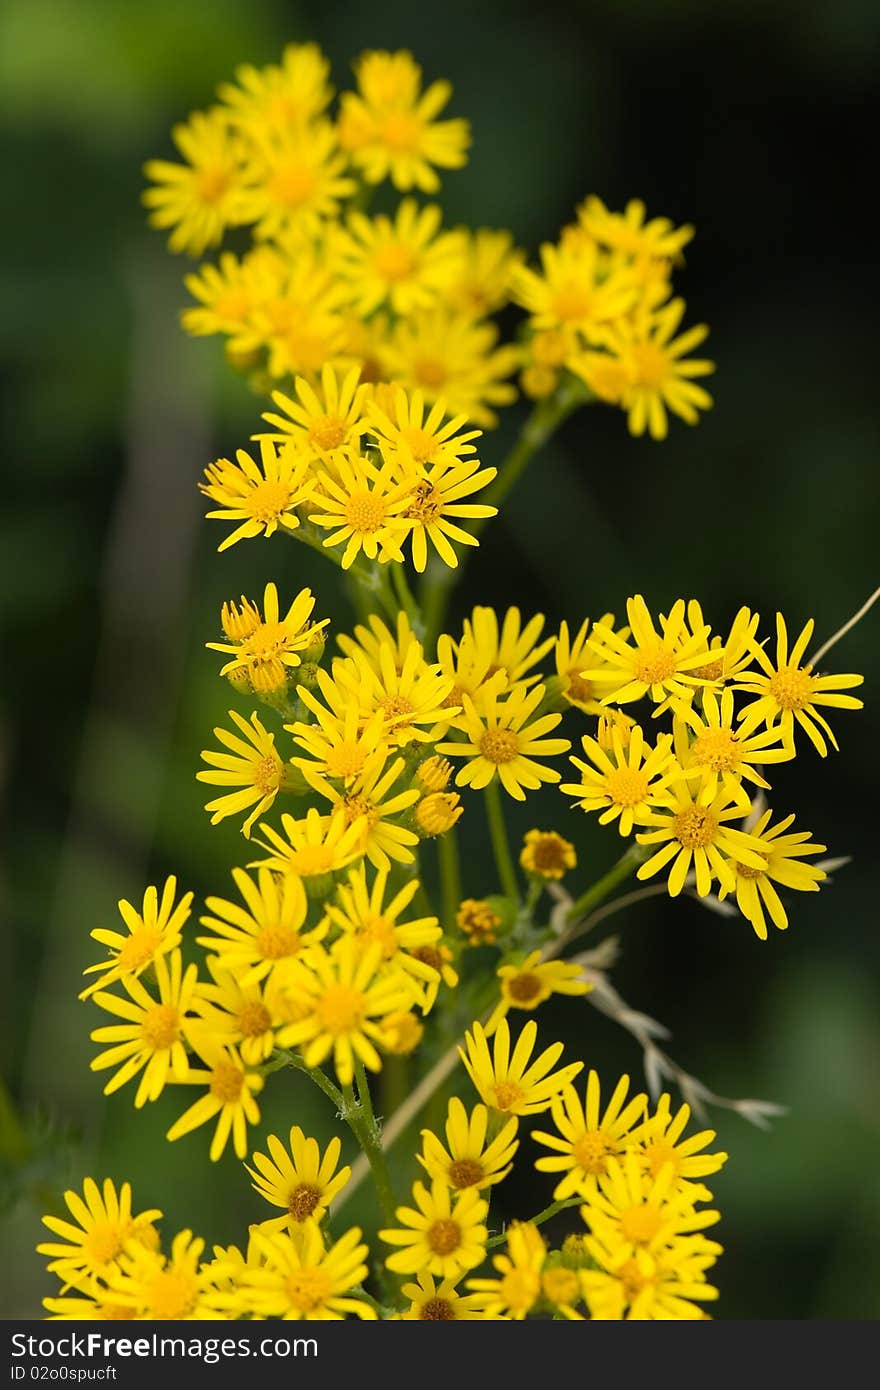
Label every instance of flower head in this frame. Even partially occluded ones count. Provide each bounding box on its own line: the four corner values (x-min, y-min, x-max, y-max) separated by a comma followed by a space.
246, 1126, 351, 1229
80, 878, 193, 1001
417, 1097, 519, 1192
532, 1072, 649, 1198
380, 1179, 488, 1279
460, 1018, 583, 1117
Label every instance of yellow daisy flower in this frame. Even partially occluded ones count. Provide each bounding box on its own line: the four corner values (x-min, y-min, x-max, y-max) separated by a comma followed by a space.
79, 877, 193, 1001
103, 1229, 230, 1320
384, 306, 520, 427
37, 1179, 162, 1293
335, 199, 465, 317
338, 49, 470, 193
680, 601, 760, 688
278, 938, 413, 1085
399, 1271, 487, 1320
460, 1018, 583, 1117
307, 751, 421, 871
291, 691, 388, 787
673, 686, 793, 805
246, 1126, 351, 1228
581, 1232, 720, 1321
197, 867, 312, 986
334, 609, 418, 674
636, 779, 768, 898
485, 951, 590, 1034
199, 440, 315, 551
414, 789, 463, 837
417, 1097, 519, 1192
308, 448, 411, 568
442, 227, 523, 318
466, 1221, 546, 1320
735, 613, 864, 756
581, 1152, 720, 1263
398, 455, 498, 572
332, 639, 456, 748
253, 806, 368, 894
230, 250, 349, 381
532, 1072, 649, 1198
89, 949, 198, 1108
520, 829, 576, 881
323, 864, 442, 1008
207, 582, 328, 687
197, 708, 289, 837
462, 604, 555, 689
583, 594, 717, 706
142, 108, 247, 256
633, 1096, 727, 1200
256, 363, 372, 464
218, 43, 333, 136
512, 237, 635, 340
576, 196, 694, 261
455, 898, 502, 946
560, 723, 678, 836
717, 809, 827, 939
189, 957, 278, 1066
239, 1224, 376, 1320
367, 385, 482, 471
166, 1037, 264, 1162
435, 630, 508, 716
237, 122, 356, 241
182, 247, 285, 337
380, 1179, 488, 1279
438, 684, 570, 801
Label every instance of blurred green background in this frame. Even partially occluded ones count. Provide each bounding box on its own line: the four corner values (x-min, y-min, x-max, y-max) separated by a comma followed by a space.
2, 0, 879, 1320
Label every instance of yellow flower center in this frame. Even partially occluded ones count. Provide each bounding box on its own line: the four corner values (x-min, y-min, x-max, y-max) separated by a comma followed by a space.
100, 1304, 139, 1321
342, 794, 376, 830
197, 168, 230, 204
373, 242, 417, 283
412, 945, 444, 973
735, 860, 766, 880
552, 282, 595, 322
325, 741, 369, 779
620, 1204, 664, 1245
246, 479, 293, 523
691, 727, 740, 772
381, 694, 415, 723
116, 929, 162, 972
542, 1267, 580, 1307
631, 342, 671, 389
141, 1004, 180, 1051
565, 670, 593, 703
420, 1296, 456, 1319
309, 417, 347, 451
209, 1060, 246, 1103
253, 753, 283, 796
604, 766, 650, 808
507, 971, 543, 1005
456, 900, 500, 942
573, 1131, 612, 1176
290, 846, 334, 877
492, 1080, 525, 1112
146, 1267, 199, 1319
448, 1158, 485, 1189
427, 1219, 462, 1256
83, 1223, 124, 1267
255, 924, 301, 960
635, 647, 677, 684
402, 427, 440, 463
479, 728, 520, 764
405, 482, 443, 524
380, 110, 422, 151
414, 358, 448, 389
238, 1001, 272, 1037
284, 1268, 332, 1314
768, 664, 814, 711
213, 289, 252, 323
619, 1258, 653, 1298
244, 621, 290, 661
691, 657, 724, 681
524, 834, 573, 877
672, 805, 719, 849
288, 1183, 323, 1222
345, 488, 387, 534
500, 1268, 541, 1314
315, 985, 367, 1036
644, 1139, 679, 1179
360, 914, 399, 959
269, 163, 317, 208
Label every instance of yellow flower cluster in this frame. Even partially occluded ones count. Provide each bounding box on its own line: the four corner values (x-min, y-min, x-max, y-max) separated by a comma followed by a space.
514, 197, 714, 438
144, 43, 715, 441
560, 595, 863, 938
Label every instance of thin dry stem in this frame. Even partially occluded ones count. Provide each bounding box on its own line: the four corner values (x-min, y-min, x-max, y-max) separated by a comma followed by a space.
808, 583, 880, 667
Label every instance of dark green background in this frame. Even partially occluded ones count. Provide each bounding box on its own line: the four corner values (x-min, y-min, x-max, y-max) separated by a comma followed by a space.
2, 0, 879, 1320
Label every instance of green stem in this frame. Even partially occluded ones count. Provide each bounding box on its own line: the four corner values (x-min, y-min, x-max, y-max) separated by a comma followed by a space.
484, 778, 519, 901
349, 1059, 399, 1229
290, 524, 397, 622
420, 379, 591, 647
438, 825, 462, 926
281, 1051, 345, 1111
563, 844, 646, 928
485, 1196, 583, 1250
